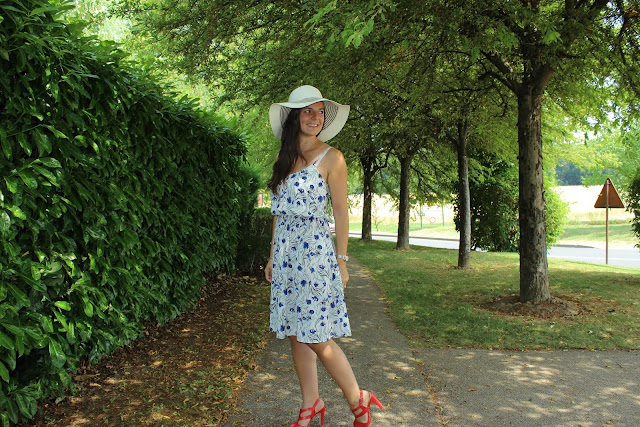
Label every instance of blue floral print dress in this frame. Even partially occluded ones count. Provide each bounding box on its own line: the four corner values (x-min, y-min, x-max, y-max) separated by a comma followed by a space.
269, 147, 351, 343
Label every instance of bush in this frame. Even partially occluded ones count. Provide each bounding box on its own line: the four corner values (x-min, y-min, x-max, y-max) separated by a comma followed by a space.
234, 163, 272, 275
235, 207, 274, 275
0, 1, 248, 423
454, 153, 568, 252
627, 172, 640, 248
544, 186, 570, 248
455, 154, 520, 252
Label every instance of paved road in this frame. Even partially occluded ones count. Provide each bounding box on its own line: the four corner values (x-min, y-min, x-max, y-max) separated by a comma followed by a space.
548, 245, 640, 268
350, 233, 640, 269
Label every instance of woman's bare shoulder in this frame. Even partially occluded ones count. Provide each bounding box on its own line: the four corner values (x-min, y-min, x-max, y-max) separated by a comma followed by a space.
324, 146, 346, 166
319, 147, 347, 181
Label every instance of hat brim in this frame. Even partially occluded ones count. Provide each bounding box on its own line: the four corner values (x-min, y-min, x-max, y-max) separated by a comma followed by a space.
269, 99, 350, 142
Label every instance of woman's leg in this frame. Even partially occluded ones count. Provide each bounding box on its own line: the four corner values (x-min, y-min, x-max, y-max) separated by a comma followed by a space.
290, 337, 371, 424
289, 336, 321, 408
307, 339, 361, 407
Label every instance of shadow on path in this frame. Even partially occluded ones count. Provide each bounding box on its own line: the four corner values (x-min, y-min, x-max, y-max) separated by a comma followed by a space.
420, 348, 640, 426
223, 259, 440, 426
224, 259, 640, 426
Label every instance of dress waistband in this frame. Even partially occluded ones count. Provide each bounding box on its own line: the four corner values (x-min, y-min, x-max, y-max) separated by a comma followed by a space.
276, 213, 330, 222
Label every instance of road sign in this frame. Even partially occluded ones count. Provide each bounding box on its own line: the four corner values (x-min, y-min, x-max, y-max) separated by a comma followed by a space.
593, 178, 625, 264
594, 178, 624, 209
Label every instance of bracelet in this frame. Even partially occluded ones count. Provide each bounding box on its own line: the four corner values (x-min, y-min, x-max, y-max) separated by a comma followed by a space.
336, 254, 349, 262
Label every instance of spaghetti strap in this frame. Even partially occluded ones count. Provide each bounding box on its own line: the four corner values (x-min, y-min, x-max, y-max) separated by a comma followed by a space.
313, 147, 332, 166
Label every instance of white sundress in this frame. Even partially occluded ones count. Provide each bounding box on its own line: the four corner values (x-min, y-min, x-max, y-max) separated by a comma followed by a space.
269, 147, 352, 343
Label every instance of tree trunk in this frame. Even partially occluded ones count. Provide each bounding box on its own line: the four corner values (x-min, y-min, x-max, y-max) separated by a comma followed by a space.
396, 153, 413, 250
517, 83, 550, 303
360, 156, 374, 242
456, 120, 471, 269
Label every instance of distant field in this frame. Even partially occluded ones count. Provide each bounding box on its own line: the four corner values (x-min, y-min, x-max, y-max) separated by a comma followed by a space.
348, 185, 637, 248
348, 220, 638, 248
347, 185, 632, 226
348, 221, 458, 238
558, 223, 637, 247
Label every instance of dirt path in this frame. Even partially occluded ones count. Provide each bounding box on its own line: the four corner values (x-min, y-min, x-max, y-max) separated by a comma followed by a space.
22, 275, 270, 426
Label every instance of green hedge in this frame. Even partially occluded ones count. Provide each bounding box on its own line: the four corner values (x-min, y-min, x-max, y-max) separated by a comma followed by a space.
0, 1, 251, 424
235, 207, 274, 275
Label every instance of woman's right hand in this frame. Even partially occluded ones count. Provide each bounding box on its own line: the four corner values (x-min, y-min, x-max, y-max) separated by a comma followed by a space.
265, 258, 273, 283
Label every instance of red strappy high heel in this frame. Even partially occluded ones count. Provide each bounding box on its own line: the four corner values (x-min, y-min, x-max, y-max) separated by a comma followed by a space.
351, 390, 384, 427
291, 397, 325, 427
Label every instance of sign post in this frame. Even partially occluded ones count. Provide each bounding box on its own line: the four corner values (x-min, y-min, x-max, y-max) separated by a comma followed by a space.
593, 178, 625, 264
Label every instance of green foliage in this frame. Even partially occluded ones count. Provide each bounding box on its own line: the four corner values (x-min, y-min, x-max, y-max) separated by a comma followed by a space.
544, 187, 570, 248
235, 208, 273, 275
0, 0, 247, 423
461, 154, 520, 252
627, 173, 640, 248
454, 153, 568, 252
579, 125, 640, 189
233, 164, 272, 274
555, 160, 588, 185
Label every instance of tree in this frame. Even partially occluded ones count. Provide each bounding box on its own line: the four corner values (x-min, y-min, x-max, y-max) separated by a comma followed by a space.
117, 0, 402, 239
578, 125, 640, 188
348, 110, 391, 241
352, 5, 448, 251
436, 51, 516, 268
121, 0, 640, 302
453, 0, 621, 302
556, 160, 588, 185
314, 0, 639, 302
455, 151, 569, 252
462, 152, 520, 252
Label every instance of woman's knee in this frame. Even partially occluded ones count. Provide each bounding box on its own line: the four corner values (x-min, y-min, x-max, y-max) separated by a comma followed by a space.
307, 339, 334, 355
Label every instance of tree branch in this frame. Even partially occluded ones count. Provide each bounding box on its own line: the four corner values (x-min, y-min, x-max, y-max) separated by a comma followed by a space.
481, 51, 521, 93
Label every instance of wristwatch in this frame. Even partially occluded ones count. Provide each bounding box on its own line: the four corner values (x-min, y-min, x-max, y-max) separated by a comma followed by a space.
336, 254, 349, 262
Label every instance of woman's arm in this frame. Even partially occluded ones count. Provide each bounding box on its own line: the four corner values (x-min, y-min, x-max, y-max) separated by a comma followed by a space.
265, 216, 276, 283
325, 149, 350, 287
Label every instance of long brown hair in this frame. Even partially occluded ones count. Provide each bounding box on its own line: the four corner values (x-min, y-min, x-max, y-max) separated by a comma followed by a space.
268, 108, 304, 193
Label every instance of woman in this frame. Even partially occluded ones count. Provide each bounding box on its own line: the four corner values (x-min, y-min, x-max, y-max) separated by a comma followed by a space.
265, 85, 383, 427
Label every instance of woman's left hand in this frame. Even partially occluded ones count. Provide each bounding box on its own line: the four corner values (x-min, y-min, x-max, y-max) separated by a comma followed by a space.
338, 261, 349, 288
265, 258, 273, 283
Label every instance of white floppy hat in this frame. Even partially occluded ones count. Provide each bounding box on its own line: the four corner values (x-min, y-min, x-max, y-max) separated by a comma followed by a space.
269, 85, 350, 142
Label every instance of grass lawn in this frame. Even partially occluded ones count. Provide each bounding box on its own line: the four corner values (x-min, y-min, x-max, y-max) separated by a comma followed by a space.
560, 222, 637, 246
349, 238, 640, 350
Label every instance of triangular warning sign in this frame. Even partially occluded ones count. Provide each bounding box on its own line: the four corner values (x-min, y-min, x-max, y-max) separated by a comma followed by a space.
594, 178, 625, 209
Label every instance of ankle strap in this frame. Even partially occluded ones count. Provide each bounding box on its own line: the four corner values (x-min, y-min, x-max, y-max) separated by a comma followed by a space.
351, 404, 369, 417
350, 390, 368, 417
299, 397, 322, 419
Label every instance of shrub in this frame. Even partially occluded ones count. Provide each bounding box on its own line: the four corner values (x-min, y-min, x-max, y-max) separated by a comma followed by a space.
234, 163, 272, 275
455, 154, 520, 252
454, 153, 568, 252
235, 207, 274, 275
627, 172, 640, 248
544, 186, 570, 248
0, 1, 248, 423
